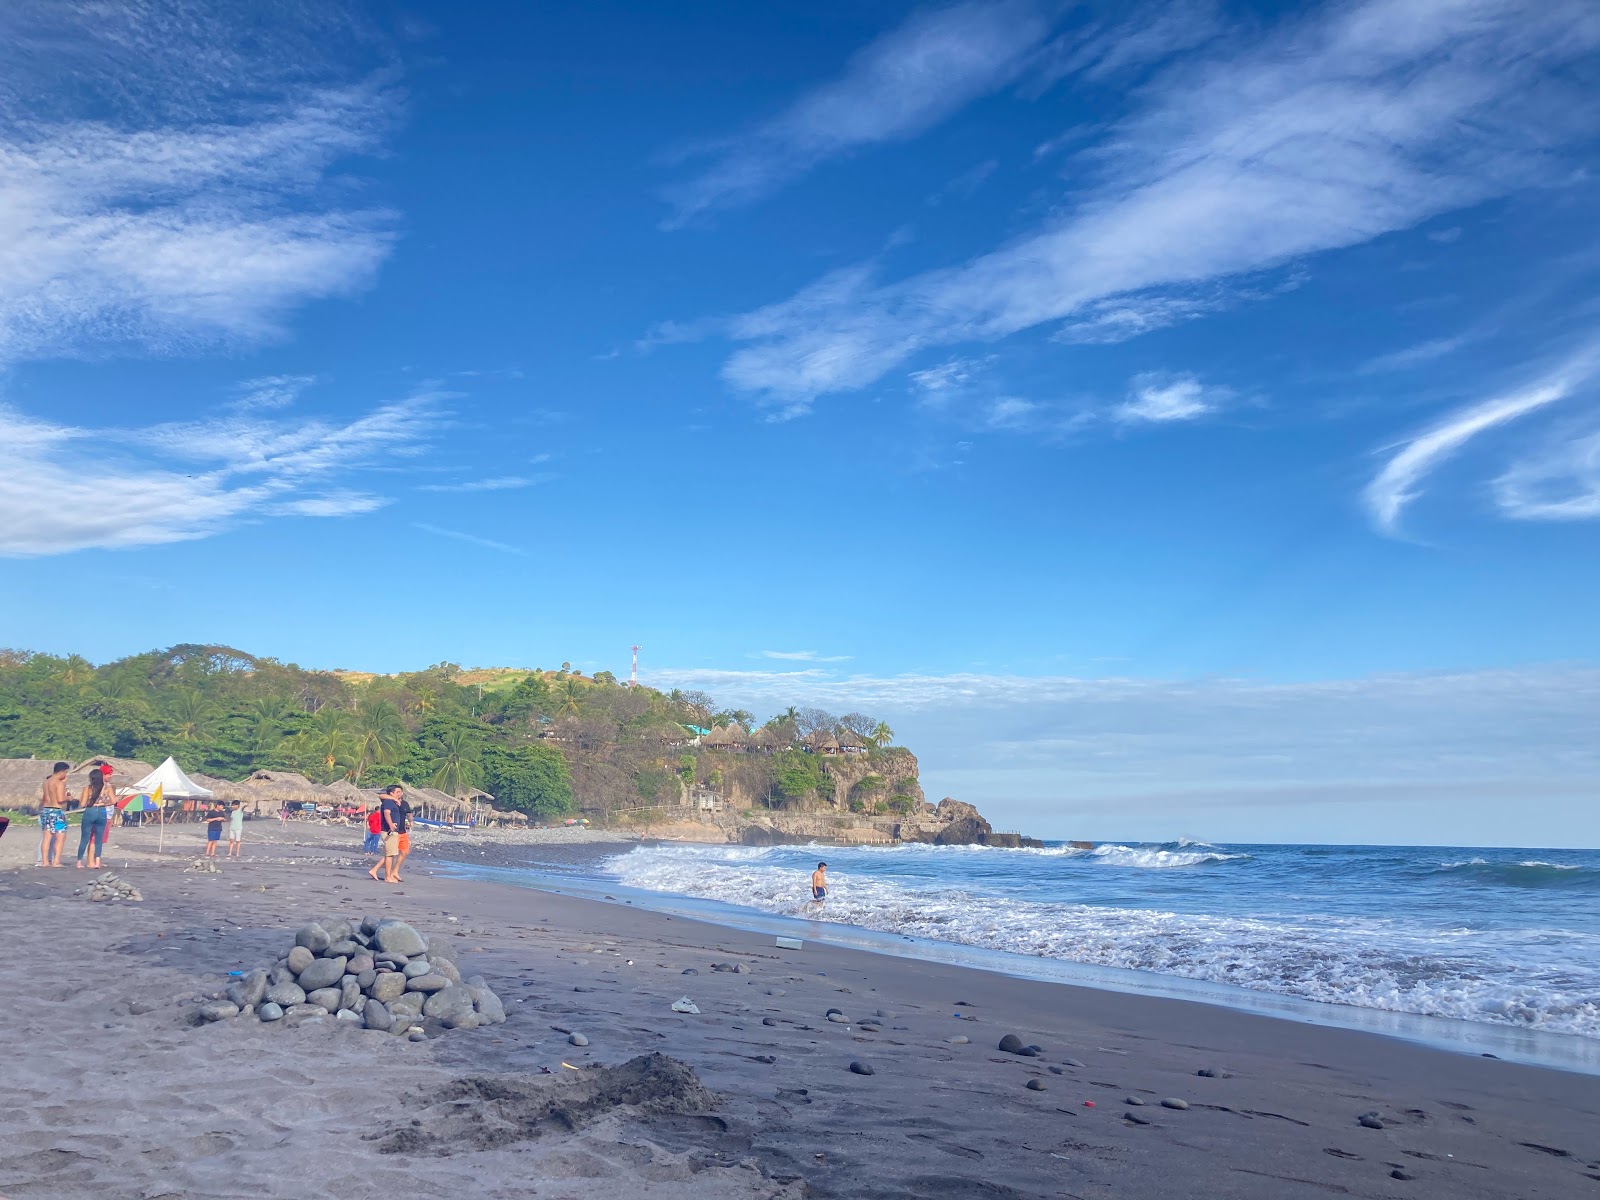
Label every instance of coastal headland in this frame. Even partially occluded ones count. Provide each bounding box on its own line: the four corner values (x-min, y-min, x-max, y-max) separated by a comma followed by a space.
1, 819, 1595, 1200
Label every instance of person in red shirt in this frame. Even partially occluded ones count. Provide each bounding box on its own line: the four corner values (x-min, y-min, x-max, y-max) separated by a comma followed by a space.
363, 801, 384, 872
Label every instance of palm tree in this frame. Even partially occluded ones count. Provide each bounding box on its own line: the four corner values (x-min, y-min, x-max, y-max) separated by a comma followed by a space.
303, 706, 356, 781
168, 689, 213, 742
58, 654, 94, 687
869, 721, 895, 748
558, 677, 584, 716
429, 728, 480, 796
351, 700, 406, 783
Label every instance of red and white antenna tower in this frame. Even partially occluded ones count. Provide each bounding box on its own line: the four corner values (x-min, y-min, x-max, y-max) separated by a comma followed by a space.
630, 645, 640, 688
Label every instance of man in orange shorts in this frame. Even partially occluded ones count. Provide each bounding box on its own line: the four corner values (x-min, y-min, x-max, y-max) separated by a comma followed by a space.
368, 784, 404, 884
393, 788, 414, 882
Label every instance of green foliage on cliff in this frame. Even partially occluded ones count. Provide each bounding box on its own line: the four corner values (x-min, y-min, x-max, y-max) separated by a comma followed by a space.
0, 645, 912, 820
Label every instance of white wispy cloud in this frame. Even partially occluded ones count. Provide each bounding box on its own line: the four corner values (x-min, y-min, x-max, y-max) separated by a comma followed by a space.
644, 663, 1600, 844
271, 492, 390, 518
718, 0, 1600, 406
1363, 347, 1600, 534
1495, 428, 1600, 520
412, 523, 526, 556
0, 4, 397, 366
231, 375, 318, 412
417, 475, 555, 493
661, 0, 1055, 226
0, 391, 440, 556
759, 650, 852, 663
1115, 373, 1226, 423
1360, 335, 1472, 375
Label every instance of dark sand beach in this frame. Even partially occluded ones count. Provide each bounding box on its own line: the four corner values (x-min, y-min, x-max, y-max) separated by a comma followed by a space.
2, 819, 1596, 1200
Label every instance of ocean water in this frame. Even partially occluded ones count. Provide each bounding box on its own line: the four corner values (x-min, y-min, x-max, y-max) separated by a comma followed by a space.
601, 840, 1600, 1045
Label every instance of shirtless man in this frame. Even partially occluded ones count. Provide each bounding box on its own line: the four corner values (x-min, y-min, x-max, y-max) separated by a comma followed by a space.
811, 862, 828, 906
39, 761, 70, 867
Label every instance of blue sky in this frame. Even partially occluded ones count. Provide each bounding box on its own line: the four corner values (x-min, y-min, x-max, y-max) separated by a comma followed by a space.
1, 0, 1598, 845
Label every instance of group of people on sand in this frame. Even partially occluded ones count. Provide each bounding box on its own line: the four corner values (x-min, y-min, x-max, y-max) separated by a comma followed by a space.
35, 760, 116, 869
33, 760, 247, 867
365, 783, 412, 884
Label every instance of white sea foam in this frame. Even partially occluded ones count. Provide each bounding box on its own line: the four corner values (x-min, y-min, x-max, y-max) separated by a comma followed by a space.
1090, 843, 1251, 868
607, 845, 1600, 1040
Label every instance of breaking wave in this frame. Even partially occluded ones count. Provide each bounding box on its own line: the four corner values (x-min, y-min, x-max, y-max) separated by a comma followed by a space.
605, 842, 1600, 1040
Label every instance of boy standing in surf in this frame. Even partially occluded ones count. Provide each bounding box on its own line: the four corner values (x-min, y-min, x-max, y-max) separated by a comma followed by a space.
811, 862, 828, 906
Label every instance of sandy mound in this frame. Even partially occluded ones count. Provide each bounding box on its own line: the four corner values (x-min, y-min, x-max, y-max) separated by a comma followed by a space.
377, 1052, 720, 1155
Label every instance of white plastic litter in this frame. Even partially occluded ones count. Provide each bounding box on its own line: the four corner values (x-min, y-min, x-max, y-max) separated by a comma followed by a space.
671, 997, 700, 1014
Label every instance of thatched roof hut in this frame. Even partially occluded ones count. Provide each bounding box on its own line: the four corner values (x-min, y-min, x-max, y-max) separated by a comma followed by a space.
0, 758, 55, 808
703, 724, 748, 751
230, 770, 331, 813
69, 756, 157, 797
0, 756, 161, 808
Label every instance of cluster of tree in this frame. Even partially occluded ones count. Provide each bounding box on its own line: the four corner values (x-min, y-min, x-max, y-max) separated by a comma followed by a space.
0, 646, 911, 819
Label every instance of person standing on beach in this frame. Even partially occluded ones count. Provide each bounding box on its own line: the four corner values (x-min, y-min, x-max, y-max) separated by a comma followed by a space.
204, 806, 224, 858
76, 763, 113, 869
226, 800, 244, 858
363, 801, 383, 861
811, 862, 828, 906
368, 785, 403, 884
393, 790, 414, 882
38, 762, 70, 867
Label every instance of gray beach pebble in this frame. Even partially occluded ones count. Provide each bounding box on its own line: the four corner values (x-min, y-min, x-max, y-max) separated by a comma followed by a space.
762, 1017, 779, 1027
407, 974, 451, 994
569, 1032, 589, 1047
1359, 1114, 1385, 1130
470, 987, 505, 1025
443, 1010, 479, 1030
258, 1002, 284, 1022
335, 1007, 363, 1023
297, 956, 348, 991
368, 972, 407, 1003
827, 1012, 850, 1024
403, 960, 432, 979
389, 993, 424, 1018
348, 954, 375, 976
848, 1060, 875, 1076
373, 921, 428, 957
1197, 1068, 1220, 1078
1125, 1097, 1146, 1106
364, 999, 391, 1030
947, 1036, 970, 1044
1160, 1098, 1189, 1111
339, 978, 362, 1011
408, 1029, 427, 1042
226, 969, 269, 1010
433, 958, 462, 983
1025, 1078, 1047, 1091
998, 1034, 1025, 1053
197, 1001, 239, 1023
389, 1016, 414, 1036
307, 988, 342, 1013
286, 945, 315, 974
326, 939, 361, 958
1060, 1057, 1086, 1068
264, 981, 306, 1007
293, 924, 331, 954
357, 969, 377, 990
374, 952, 409, 967
421, 985, 475, 1022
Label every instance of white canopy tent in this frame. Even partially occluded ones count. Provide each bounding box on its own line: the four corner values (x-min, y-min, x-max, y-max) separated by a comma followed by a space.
130, 756, 214, 800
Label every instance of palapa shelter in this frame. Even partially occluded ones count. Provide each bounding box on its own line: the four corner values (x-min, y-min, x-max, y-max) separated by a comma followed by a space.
0, 758, 60, 809
69, 756, 157, 800
229, 770, 332, 815
805, 731, 842, 756
702, 724, 749, 752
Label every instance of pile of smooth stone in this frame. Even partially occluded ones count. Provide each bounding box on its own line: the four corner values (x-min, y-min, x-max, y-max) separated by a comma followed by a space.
86, 872, 143, 902
196, 915, 507, 1038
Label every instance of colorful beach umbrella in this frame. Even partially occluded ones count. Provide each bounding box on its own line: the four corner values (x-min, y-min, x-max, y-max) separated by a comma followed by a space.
121, 792, 161, 813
